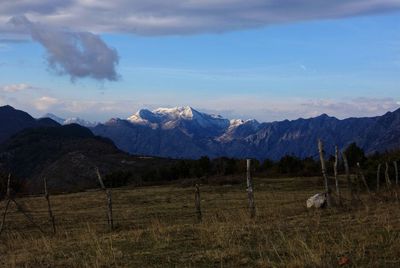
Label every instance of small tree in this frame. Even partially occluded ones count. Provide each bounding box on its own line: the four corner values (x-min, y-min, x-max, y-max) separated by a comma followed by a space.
344, 142, 366, 167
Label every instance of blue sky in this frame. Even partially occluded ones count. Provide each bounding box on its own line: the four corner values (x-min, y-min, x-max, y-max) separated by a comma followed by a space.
0, 1, 400, 122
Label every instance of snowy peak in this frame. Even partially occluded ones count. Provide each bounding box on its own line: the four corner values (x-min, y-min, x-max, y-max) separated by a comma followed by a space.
63, 117, 98, 128
41, 114, 98, 128
127, 109, 159, 129
43, 113, 65, 125
217, 119, 261, 142
127, 106, 230, 130
229, 118, 260, 129
154, 106, 195, 120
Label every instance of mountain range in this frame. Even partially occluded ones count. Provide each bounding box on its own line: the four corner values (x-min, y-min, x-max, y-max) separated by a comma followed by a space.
2, 105, 400, 162
0, 105, 175, 193
90, 106, 400, 160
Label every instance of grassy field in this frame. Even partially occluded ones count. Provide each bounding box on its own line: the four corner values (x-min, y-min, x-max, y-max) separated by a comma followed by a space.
0, 176, 400, 267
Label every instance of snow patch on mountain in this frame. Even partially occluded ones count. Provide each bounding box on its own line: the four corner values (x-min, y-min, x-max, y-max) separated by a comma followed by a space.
42, 113, 98, 128
127, 106, 230, 130
43, 113, 65, 125
63, 118, 98, 128
217, 119, 260, 142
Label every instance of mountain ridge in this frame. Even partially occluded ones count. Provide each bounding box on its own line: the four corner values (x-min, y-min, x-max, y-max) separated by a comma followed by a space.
42, 113, 98, 127
3, 105, 400, 160
0, 105, 60, 144
91, 106, 400, 160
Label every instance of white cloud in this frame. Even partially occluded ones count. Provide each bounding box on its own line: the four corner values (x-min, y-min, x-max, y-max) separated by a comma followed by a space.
3, 91, 400, 122
1, 83, 33, 92
0, 1, 400, 36
195, 96, 400, 121
33, 96, 59, 110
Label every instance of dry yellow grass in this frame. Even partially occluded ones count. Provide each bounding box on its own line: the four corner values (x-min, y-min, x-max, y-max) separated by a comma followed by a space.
0, 177, 400, 267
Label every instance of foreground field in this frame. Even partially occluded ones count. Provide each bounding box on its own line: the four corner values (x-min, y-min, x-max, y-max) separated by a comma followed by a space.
0, 177, 400, 267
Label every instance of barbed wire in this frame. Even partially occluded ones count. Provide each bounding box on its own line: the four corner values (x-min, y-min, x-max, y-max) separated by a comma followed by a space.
1, 182, 399, 236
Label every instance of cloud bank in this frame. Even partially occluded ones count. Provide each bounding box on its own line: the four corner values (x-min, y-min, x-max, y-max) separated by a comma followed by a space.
1, 1, 400, 36
1, 83, 33, 92
9, 15, 119, 82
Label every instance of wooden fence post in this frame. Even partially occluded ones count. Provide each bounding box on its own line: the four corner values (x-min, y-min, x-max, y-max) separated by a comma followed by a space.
246, 159, 256, 218
0, 174, 11, 236
341, 151, 354, 201
334, 146, 341, 204
384, 162, 398, 201
357, 162, 371, 195
318, 140, 332, 207
96, 168, 113, 231
394, 161, 398, 186
385, 162, 392, 189
195, 184, 202, 222
44, 177, 56, 234
0, 174, 44, 235
377, 164, 381, 192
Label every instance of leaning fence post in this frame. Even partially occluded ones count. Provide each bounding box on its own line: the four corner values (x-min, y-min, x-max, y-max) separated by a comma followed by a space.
384, 162, 398, 201
334, 146, 341, 204
394, 161, 398, 186
246, 159, 256, 218
195, 184, 202, 222
0, 174, 11, 236
318, 140, 332, 207
11, 199, 45, 234
357, 162, 371, 195
44, 177, 56, 234
96, 168, 113, 231
342, 151, 354, 201
377, 164, 381, 192
385, 162, 392, 189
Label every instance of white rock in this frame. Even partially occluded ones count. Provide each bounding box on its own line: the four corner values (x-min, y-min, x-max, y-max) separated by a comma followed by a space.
306, 193, 327, 209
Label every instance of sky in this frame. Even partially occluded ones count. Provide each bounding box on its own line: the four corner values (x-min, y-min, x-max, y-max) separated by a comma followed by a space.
0, 1, 400, 122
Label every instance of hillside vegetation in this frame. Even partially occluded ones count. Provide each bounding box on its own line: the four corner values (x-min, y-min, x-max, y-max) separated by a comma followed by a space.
1, 177, 399, 267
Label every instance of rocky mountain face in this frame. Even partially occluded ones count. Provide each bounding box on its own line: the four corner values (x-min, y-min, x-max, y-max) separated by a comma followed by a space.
0, 105, 60, 144
91, 106, 400, 160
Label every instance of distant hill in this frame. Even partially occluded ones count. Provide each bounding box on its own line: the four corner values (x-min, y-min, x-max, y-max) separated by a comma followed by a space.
92, 106, 400, 160
0, 122, 175, 194
0, 105, 59, 144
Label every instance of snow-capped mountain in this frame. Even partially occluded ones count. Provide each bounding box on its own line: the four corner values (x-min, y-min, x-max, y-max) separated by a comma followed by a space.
42, 113, 98, 128
92, 106, 400, 160
43, 113, 65, 125
217, 119, 260, 142
63, 117, 98, 128
128, 106, 230, 131
5, 105, 400, 160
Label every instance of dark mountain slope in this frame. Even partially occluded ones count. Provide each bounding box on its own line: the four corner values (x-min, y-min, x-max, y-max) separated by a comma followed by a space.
0, 124, 174, 193
0, 105, 59, 144
93, 118, 210, 159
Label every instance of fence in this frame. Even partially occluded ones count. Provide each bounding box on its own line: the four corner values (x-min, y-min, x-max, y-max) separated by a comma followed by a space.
0, 139, 399, 237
